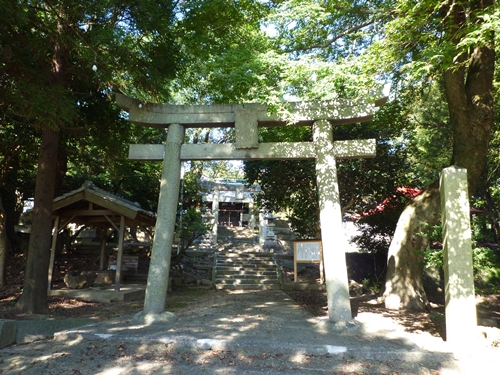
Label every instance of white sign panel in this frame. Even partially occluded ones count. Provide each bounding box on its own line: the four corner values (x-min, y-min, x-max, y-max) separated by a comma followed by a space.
295, 241, 321, 261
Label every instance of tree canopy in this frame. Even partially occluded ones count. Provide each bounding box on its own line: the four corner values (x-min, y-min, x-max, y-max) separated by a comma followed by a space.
259, 0, 497, 310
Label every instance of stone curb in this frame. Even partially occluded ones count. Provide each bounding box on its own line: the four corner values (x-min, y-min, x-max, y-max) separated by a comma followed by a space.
0, 318, 95, 347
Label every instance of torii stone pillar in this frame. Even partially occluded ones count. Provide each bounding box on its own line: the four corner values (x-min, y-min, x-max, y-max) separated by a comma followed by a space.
144, 123, 184, 314
313, 120, 352, 321
212, 187, 220, 245
248, 202, 255, 229
440, 166, 477, 344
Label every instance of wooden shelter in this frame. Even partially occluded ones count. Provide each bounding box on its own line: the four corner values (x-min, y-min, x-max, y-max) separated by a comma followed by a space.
48, 181, 156, 292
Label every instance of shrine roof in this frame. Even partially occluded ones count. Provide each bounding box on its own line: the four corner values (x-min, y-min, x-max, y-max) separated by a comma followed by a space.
52, 181, 156, 227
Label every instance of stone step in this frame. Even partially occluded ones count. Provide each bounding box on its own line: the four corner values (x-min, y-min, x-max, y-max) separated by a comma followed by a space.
215, 270, 277, 277
216, 272, 277, 279
217, 257, 276, 262
216, 259, 276, 268
216, 261, 276, 267
214, 250, 280, 290
215, 266, 276, 274
216, 278, 278, 285
225, 238, 257, 243
217, 254, 274, 259
218, 252, 274, 258
216, 270, 278, 276
215, 284, 281, 291
217, 255, 276, 261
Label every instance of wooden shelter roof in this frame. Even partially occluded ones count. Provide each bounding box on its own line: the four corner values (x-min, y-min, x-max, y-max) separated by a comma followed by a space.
52, 181, 156, 227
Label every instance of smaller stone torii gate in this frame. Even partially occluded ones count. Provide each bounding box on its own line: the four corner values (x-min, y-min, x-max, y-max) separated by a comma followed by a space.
116, 92, 386, 322
200, 179, 260, 242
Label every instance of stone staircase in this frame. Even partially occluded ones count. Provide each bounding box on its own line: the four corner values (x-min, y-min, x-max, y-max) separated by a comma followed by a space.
214, 251, 281, 290
212, 226, 283, 290
217, 226, 257, 248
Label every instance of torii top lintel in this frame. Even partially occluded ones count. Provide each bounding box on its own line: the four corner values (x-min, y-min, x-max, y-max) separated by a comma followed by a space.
116, 92, 387, 129
116, 91, 386, 154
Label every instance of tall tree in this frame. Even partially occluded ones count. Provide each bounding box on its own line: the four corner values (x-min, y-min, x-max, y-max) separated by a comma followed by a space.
2, 0, 179, 314
0, 196, 7, 286
375, 0, 496, 310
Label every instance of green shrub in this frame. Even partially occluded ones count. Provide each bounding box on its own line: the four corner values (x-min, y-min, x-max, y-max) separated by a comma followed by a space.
423, 246, 500, 293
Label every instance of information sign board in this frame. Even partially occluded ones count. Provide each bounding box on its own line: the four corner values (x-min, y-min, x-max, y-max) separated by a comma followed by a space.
293, 240, 324, 283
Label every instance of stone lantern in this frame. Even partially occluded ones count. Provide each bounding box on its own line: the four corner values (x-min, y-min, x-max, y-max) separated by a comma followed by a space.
263, 212, 279, 252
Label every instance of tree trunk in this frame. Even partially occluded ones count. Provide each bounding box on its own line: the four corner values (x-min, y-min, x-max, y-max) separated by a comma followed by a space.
383, 0, 495, 311
0, 151, 22, 252
16, 4, 67, 314
0, 196, 8, 287
383, 187, 441, 310
16, 127, 60, 314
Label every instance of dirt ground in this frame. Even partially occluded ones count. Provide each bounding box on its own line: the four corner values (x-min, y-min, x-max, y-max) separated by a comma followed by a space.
1, 283, 500, 348
1, 288, 500, 375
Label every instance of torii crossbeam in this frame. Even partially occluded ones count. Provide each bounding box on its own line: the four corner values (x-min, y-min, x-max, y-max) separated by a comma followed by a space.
116, 92, 386, 322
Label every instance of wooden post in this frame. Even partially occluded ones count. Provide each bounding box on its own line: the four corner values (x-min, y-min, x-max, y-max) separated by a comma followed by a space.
99, 226, 107, 271
47, 215, 60, 291
114, 215, 126, 292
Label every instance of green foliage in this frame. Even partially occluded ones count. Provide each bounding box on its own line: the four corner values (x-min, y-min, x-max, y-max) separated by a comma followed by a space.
473, 247, 500, 291
416, 222, 443, 244
176, 207, 210, 255
172, 0, 276, 104
362, 277, 383, 293
422, 248, 444, 270
423, 246, 500, 293
244, 124, 319, 237
0, 0, 182, 219
400, 84, 452, 186
246, 158, 319, 237
470, 214, 496, 243
268, 0, 391, 60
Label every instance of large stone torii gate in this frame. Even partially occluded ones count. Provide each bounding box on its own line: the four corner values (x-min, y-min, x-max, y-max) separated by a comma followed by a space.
116, 93, 386, 322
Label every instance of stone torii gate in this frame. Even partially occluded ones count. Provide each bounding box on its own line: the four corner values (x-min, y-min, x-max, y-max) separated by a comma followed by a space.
200, 179, 260, 243
116, 93, 386, 322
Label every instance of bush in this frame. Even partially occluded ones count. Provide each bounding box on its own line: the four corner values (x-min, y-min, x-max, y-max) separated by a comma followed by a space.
176, 207, 210, 255
423, 246, 500, 293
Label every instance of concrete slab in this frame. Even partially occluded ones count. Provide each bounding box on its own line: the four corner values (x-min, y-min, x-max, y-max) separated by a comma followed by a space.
0, 320, 17, 348
16, 318, 94, 344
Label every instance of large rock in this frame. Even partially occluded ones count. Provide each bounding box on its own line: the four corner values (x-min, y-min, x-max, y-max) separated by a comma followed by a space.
200, 279, 214, 288
183, 277, 196, 285
63, 271, 97, 289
